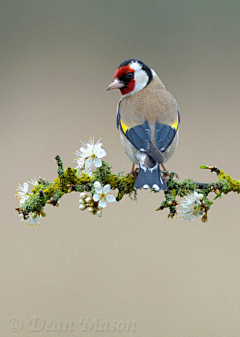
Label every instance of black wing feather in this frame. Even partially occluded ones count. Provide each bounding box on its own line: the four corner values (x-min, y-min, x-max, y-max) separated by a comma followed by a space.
155, 109, 180, 152
155, 125, 175, 152
117, 110, 151, 151
116, 109, 121, 129
125, 121, 151, 151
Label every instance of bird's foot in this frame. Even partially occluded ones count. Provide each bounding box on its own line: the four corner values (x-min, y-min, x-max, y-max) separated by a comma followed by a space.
129, 164, 138, 179
161, 164, 179, 182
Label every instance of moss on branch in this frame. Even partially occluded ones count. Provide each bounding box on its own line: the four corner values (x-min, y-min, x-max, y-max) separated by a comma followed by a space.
15, 158, 240, 224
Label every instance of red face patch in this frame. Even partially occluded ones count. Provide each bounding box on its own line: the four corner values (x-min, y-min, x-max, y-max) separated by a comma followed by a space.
114, 66, 135, 95
114, 65, 131, 79
120, 80, 135, 95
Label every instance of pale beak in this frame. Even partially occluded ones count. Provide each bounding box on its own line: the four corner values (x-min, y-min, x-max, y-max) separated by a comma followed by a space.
106, 77, 125, 91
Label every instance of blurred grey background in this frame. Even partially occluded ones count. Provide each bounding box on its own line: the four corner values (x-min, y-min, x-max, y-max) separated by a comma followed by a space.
1, 0, 240, 336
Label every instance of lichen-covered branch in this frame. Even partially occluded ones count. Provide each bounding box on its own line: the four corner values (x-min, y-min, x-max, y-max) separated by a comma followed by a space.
15, 139, 240, 226
155, 165, 240, 222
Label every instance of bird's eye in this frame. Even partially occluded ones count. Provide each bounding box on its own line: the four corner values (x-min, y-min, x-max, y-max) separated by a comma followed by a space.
126, 72, 134, 79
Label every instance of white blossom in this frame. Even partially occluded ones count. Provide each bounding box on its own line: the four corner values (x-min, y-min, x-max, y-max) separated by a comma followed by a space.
15, 176, 45, 207
178, 191, 204, 222
93, 181, 116, 208
19, 212, 42, 226
15, 182, 29, 206
74, 137, 106, 172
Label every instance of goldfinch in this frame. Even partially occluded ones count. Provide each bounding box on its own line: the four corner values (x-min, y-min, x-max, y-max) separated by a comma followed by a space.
106, 59, 180, 191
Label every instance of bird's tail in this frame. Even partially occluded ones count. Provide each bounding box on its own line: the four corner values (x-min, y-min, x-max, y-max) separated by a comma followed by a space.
134, 163, 167, 191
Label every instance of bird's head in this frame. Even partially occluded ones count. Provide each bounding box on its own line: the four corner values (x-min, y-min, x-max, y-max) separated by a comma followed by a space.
106, 59, 153, 96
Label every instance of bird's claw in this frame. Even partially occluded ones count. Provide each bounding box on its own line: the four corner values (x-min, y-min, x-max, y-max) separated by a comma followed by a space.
129, 164, 138, 179
161, 166, 179, 183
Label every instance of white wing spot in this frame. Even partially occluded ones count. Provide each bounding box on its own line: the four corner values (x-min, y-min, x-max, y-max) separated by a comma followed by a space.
152, 184, 160, 191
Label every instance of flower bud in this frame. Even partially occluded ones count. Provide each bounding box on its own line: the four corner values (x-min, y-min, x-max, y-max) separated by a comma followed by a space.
79, 204, 86, 211
88, 207, 94, 213
79, 198, 85, 204
97, 210, 103, 217
201, 214, 208, 222
80, 192, 87, 199
197, 193, 204, 201
86, 197, 93, 204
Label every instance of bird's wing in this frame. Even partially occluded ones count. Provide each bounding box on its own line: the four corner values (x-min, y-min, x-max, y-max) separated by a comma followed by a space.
155, 109, 180, 152
117, 109, 165, 164
117, 107, 180, 163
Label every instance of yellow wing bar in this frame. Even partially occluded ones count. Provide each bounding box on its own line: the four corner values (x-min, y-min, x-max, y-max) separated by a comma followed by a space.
120, 119, 130, 134
171, 113, 179, 131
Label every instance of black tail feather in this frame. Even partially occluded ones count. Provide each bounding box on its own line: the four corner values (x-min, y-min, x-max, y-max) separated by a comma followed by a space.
134, 164, 167, 191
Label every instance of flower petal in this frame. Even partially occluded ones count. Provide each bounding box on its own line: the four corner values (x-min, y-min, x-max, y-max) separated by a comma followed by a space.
94, 181, 102, 189
23, 182, 29, 192
93, 193, 100, 202
99, 199, 107, 208
94, 158, 102, 167
94, 144, 106, 158
106, 194, 116, 203
103, 184, 111, 194
80, 147, 88, 157
85, 158, 93, 170
76, 158, 84, 169
86, 144, 94, 153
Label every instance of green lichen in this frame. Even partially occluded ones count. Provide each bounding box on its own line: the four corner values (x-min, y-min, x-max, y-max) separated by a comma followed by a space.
92, 161, 112, 184
20, 190, 48, 213
15, 159, 240, 222
113, 174, 135, 201
107, 173, 119, 189
217, 170, 240, 194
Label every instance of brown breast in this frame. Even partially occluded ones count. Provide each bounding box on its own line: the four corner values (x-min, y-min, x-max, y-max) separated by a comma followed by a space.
119, 74, 178, 129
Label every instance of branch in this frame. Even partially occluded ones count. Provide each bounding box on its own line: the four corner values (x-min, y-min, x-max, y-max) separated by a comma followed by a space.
15, 139, 240, 226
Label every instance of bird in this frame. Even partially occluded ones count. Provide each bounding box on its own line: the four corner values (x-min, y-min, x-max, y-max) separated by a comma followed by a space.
106, 59, 180, 191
